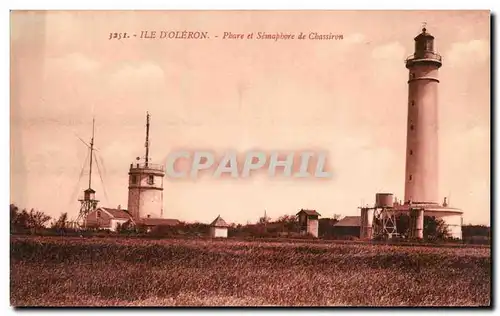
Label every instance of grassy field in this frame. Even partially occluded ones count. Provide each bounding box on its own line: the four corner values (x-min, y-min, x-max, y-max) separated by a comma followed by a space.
10, 236, 491, 307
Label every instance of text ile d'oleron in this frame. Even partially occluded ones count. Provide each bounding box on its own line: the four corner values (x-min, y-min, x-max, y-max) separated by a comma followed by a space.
108, 30, 344, 41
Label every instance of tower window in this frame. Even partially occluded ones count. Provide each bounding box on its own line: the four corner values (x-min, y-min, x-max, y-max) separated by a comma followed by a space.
410, 124, 414, 131
409, 150, 413, 155
425, 40, 433, 51
131, 175, 137, 184
411, 100, 415, 106
409, 175, 413, 181
148, 175, 155, 185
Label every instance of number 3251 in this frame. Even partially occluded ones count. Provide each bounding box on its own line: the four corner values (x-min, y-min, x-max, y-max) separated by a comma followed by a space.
108, 32, 128, 40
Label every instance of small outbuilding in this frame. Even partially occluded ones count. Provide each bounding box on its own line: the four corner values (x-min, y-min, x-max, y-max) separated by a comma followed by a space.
210, 215, 229, 238
296, 209, 321, 238
333, 216, 361, 238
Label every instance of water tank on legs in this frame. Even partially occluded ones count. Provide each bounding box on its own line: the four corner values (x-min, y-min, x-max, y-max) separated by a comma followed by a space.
375, 193, 394, 208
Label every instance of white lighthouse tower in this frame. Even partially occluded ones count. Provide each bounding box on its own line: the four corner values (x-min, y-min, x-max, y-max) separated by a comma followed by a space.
127, 112, 165, 220
404, 26, 442, 239
404, 26, 441, 205
359, 26, 464, 240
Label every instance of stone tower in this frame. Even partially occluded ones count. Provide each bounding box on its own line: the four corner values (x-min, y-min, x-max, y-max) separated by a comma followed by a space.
127, 112, 165, 219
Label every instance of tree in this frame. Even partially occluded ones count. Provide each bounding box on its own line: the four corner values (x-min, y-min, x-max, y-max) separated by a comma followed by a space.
395, 214, 410, 237
10, 204, 18, 218
10, 204, 20, 232
10, 204, 51, 234
258, 215, 271, 224
277, 214, 296, 223
462, 225, 490, 238
116, 220, 136, 234
395, 213, 450, 240
424, 216, 450, 240
26, 209, 51, 233
51, 212, 69, 230
10, 204, 30, 233
277, 214, 299, 232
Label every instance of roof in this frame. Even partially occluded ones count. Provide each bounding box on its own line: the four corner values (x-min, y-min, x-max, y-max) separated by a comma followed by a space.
137, 218, 180, 226
333, 216, 361, 227
296, 209, 321, 216
392, 204, 463, 215
415, 27, 434, 39
99, 208, 132, 219
210, 215, 229, 227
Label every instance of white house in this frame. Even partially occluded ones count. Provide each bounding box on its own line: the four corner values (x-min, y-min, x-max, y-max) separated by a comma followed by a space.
85, 207, 133, 231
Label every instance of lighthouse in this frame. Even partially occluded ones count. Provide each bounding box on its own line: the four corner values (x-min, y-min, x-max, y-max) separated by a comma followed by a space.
359, 26, 463, 240
127, 112, 165, 220
404, 26, 442, 238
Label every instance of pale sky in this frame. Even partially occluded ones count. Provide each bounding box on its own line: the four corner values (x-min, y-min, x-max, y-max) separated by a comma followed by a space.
10, 10, 490, 225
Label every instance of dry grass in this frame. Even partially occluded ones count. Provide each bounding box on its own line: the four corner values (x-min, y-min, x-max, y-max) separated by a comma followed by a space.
10, 236, 491, 307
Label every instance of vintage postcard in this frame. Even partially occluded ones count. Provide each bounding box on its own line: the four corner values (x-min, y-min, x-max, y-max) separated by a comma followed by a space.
10, 10, 491, 307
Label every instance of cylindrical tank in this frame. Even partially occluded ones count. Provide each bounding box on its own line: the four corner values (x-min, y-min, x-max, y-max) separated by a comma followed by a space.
375, 193, 394, 208
360, 208, 374, 239
410, 208, 424, 239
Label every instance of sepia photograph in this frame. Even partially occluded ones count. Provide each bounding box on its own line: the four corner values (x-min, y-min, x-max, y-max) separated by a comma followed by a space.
9, 9, 491, 307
